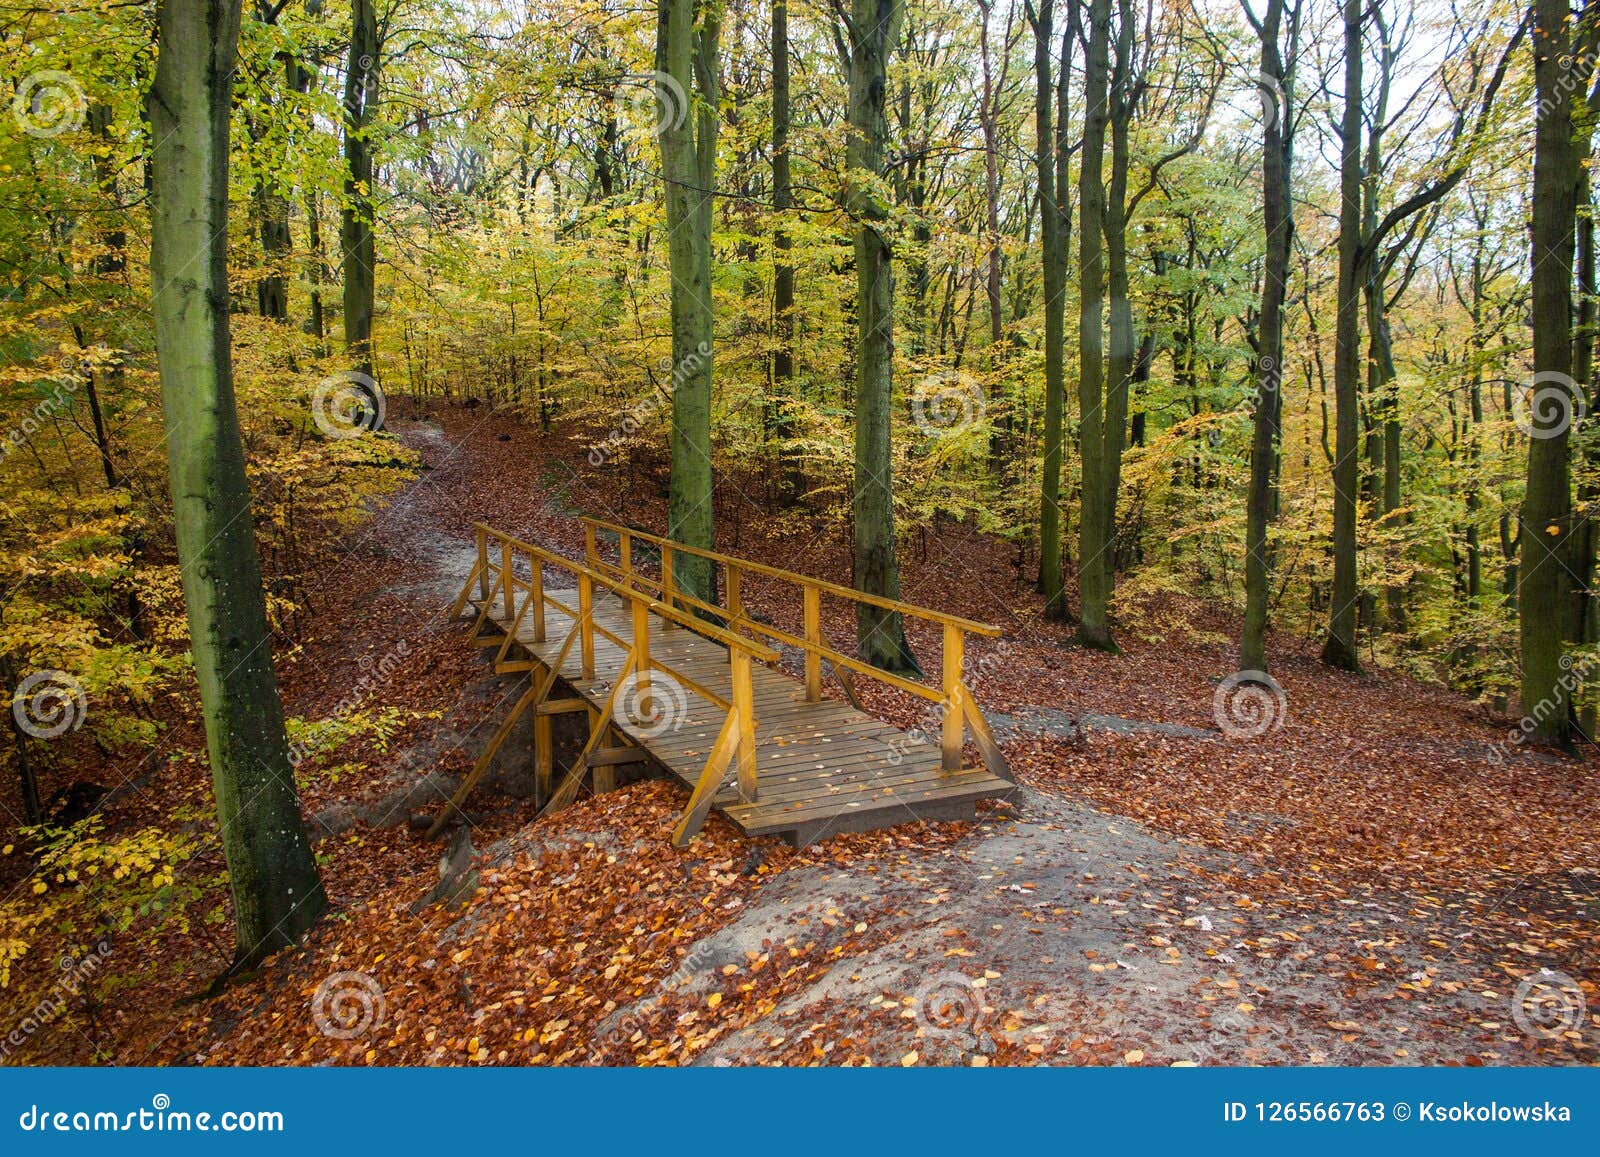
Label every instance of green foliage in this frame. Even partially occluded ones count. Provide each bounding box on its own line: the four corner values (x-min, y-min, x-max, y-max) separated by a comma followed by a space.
0, 816, 211, 990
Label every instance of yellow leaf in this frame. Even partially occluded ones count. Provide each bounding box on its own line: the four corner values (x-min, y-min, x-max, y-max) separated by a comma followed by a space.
1124, 1049, 1145, 1064
707, 992, 722, 1009
901, 1051, 919, 1067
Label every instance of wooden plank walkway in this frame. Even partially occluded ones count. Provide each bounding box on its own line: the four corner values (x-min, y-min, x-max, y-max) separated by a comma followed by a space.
433, 522, 1017, 847
469, 590, 1014, 844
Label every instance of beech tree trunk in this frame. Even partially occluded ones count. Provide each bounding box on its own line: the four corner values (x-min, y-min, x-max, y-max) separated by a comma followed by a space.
771, 0, 795, 458
1320, 0, 1364, 671
978, 0, 1010, 478
1028, 0, 1072, 619
1519, 0, 1582, 744
1241, 0, 1295, 673
1074, 0, 1115, 650
846, 0, 916, 672
657, 0, 720, 605
342, 0, 379, 379
1100, 0, 1137, 564
148, 0, 327, 967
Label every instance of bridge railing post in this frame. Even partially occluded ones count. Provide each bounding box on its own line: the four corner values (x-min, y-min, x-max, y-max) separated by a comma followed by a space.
732, 648, 757, 801
940, 622, 965, 772
726, 564, 744, 633
584, 522, 598, 568
501, 540, 515, 621
631, 596, 652, 718
661, 544, 676, 623
529, 548, 545, 642
476, 527, 490, 601
579, 571, 595, 679
803, 584, 822, 701
619, 531, 634, 591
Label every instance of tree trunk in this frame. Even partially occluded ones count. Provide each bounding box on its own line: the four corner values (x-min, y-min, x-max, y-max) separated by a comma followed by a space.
1573, 168, 1598, 737
1241, 0, 1293, 673
290, 17, 326, 349
657, 0, 720, 605
342, 0, 379, 380
1365, 277, 1404, 629
771, 0, 795, 464
1519, 0, 1582, 744
148, 0, 327, 967
1320, 0, 1364, 671
978, 0, 1009, 478
1029, 0, 1071, 619
5, 662, 42, 825
847, 0, 916, 672
1101, 2, 1135, 573
1074, 0, 1115, 650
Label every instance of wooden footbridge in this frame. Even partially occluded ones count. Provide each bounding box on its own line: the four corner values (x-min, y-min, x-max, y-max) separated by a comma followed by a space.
432, 519, 1015, 847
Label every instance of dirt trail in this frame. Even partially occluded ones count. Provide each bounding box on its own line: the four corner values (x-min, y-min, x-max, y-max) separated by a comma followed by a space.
284, 411, 1589, 1068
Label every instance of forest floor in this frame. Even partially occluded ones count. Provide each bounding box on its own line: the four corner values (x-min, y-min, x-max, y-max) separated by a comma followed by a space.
8, 402, 1600, 1067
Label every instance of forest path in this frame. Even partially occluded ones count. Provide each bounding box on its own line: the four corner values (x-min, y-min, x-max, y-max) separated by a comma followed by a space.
184, 404, 1587, 1068
291, 408, 1587, 1068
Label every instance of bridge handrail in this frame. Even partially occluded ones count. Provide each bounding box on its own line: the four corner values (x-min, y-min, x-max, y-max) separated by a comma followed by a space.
469, 521, 778, 664
579, 516, 1002, 636
577, 516, 1012, 780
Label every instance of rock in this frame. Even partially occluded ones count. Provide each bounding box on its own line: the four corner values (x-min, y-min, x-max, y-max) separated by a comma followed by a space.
409, 827, 479, 914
